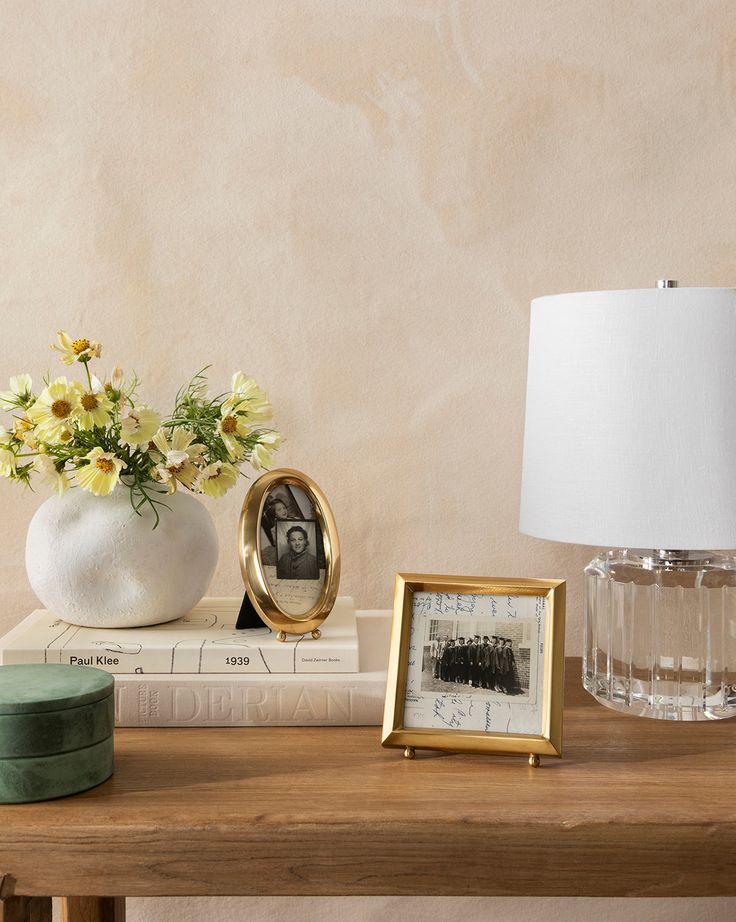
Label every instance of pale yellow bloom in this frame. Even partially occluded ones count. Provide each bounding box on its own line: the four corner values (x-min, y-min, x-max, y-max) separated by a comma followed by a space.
27, 377, 78, 444
251, 431, 282, 470
151, 427, 204, 493
0, 447, 15, 479
33, 455, 69, 495
0, 374, 33, 409
52, 331, 102, 365
104, 367, 126, 408
194, 461, 238, 497
73, 377, 113, 430
120, 406, 161, 447
224, 372, 272, 421
12, 416, 30, 440
0, 430, 15, 478
11, 416, 37, 449
217, 408, 250, 461
75, 447, 124, 496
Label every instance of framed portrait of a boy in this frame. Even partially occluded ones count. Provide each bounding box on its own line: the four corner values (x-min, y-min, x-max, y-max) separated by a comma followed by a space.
382, 574, 566, 765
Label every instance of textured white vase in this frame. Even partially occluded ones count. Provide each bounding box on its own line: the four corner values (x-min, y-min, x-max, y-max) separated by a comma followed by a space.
25, 485, 219, 628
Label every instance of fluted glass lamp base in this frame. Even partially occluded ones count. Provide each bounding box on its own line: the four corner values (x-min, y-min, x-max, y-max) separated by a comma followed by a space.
583, 549, 736, 721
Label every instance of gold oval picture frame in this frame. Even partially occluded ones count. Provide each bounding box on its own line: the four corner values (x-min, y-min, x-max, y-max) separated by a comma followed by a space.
238, 468, 340, 641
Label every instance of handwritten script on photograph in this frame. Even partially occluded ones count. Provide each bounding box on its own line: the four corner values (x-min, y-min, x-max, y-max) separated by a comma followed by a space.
402, 591, 547, 736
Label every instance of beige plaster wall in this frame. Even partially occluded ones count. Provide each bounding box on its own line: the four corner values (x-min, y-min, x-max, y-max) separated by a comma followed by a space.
3, 2, 735, 918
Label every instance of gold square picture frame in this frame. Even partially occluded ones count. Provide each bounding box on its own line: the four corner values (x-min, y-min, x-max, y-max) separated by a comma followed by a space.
382, 573, 566, 766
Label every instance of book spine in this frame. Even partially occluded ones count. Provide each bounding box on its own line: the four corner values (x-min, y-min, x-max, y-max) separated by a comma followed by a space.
113, 674, 387, 727
1, 644, 359, 675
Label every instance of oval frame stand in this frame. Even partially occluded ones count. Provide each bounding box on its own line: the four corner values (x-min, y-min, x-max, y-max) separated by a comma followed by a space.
238, 468, 341, 640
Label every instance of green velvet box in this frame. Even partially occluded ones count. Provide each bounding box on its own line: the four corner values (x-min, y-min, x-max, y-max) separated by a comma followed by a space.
0, 664, 114, 803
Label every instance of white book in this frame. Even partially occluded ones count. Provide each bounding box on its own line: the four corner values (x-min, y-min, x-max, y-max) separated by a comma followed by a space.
114, 670, 388, 727
115, 610, 391, 727
0, 597, 359, 675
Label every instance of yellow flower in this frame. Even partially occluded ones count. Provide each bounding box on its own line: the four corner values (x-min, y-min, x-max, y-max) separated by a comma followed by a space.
224, 372, 272, 421
120, 406, 161, 447
73, 377, 113, 430
51, 331, 102, 365
151, 427, 204, 494
0, 429, 15, 478
10, 416, 37, 449
217, 409, 250, 461
11, 416, 30, 440
251, 431, 282, 470
33, 455, 69, 495
27, 377, 78, 444
0, 374, 33, 409
75, 447, 124, 496
194, 461, 238, 497
0, 447, 15, 479
104, 367, 126, 408
0, 426, 15, 477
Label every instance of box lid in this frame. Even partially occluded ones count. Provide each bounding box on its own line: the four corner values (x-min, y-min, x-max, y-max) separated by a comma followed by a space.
0, 664, 113, 715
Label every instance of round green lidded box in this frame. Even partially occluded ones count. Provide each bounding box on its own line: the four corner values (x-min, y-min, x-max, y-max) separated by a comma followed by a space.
0, 664, 114, 803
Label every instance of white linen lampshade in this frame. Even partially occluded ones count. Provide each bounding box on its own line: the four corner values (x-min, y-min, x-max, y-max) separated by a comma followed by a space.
519, 286, 736, 550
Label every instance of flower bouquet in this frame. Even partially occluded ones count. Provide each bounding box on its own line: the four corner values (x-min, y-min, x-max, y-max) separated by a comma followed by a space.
0, 331, 281, 526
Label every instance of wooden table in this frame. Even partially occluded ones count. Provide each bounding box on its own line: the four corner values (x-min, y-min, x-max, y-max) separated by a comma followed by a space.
0, 657, 734, 920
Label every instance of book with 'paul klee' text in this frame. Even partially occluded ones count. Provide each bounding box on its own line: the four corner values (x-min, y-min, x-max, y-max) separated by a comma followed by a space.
0, 597, 359, 674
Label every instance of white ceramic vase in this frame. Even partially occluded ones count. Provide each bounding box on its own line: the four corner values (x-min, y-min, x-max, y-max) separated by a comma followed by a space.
25, 485, 219, 628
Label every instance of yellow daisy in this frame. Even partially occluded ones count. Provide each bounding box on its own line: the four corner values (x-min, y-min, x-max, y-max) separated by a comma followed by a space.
120, 406, 162, 447
27, 377, 78, 444
51, 331, 102, 365
0, 374, 33, 409
151, 427, 204, 493
194, 461, 238, 497
251, 431, 282, 470
73, 377, 113, 430
75, 447, 124, 496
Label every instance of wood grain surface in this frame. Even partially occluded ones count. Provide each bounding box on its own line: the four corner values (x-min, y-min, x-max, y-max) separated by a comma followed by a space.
0, 659, 734, 898
0, 896, 51, 922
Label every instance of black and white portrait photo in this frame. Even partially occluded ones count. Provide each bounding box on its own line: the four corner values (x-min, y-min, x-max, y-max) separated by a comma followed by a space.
251, 475, 335, 619
260, 484, 327, 572
259, 485, 304, 566
275, 520, 321, 580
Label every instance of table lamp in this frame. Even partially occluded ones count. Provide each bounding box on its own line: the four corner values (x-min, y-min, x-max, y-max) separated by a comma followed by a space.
519, 281, 736, 721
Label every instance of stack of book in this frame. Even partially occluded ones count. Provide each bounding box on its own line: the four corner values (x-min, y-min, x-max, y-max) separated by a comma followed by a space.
0, 597, 391, 727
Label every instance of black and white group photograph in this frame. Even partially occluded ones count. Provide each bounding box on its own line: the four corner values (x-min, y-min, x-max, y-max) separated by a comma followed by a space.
421, 619, 531, 699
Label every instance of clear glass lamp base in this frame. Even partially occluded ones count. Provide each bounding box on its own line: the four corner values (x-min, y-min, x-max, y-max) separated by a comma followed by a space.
583, 549, 736, 720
